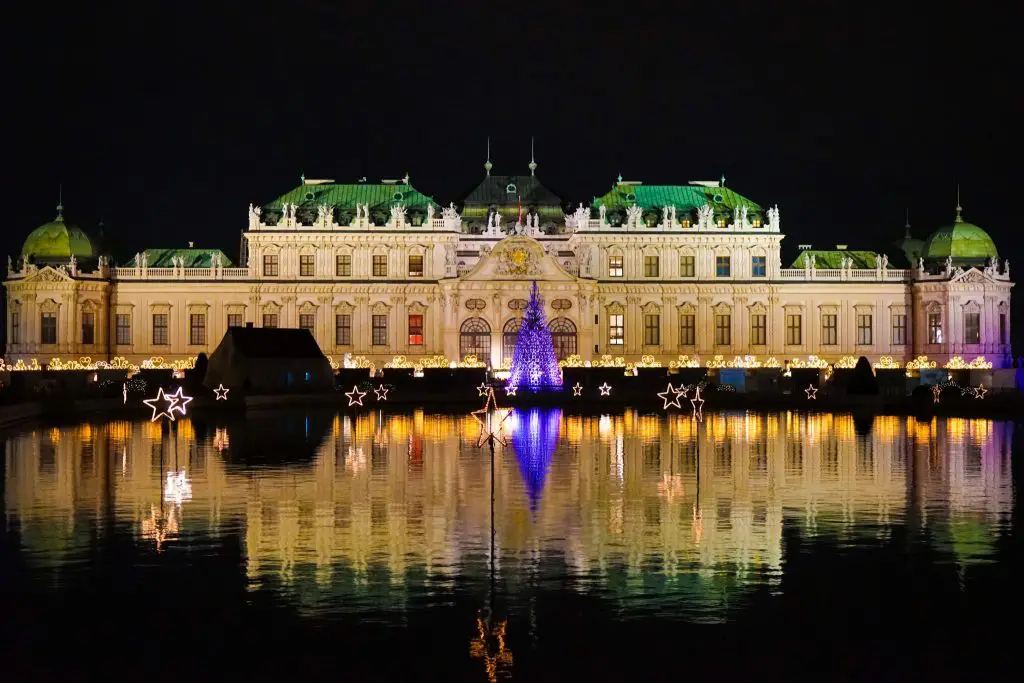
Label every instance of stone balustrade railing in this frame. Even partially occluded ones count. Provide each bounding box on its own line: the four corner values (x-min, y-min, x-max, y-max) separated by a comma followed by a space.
777, 268, 910, 281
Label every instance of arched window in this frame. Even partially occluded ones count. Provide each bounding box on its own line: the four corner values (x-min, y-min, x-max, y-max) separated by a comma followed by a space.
460, 318, 491, 361
502, 318, 522, 366
549, 318, 577, 360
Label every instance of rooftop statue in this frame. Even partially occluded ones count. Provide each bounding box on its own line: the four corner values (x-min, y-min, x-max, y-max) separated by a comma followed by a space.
767, 205, 780, 231
626, 204, 643, 227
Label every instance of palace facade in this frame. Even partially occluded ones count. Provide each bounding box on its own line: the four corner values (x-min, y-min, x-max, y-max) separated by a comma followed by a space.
3, 161, 1014, 368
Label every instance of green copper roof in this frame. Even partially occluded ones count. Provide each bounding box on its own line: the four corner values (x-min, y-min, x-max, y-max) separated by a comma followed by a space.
263, 182, 437, 211
21, 212, 95, 262
593, 184, 762, 214
125, 248, 233, 268
921, 214, 998, 262
791, 250, 879, 269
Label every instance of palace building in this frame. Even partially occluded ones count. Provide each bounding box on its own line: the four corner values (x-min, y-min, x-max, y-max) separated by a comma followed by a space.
3, 158, 1014, 368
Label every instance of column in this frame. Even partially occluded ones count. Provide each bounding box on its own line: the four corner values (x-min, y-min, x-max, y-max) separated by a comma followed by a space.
697, 295, 712, 354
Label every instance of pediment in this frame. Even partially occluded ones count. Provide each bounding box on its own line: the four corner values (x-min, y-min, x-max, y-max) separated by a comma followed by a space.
459, 236, 577, 282
22, 266, 72, 283
951, 267, 994, 284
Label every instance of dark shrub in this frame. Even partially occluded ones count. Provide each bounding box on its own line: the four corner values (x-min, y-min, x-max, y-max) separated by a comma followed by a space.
847, 356, 879, 395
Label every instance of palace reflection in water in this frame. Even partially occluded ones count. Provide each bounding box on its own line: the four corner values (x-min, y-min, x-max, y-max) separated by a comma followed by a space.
3, 409, 1013, 622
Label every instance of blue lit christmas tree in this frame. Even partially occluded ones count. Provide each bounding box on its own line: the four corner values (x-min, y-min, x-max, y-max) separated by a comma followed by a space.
508, 281, 563, 391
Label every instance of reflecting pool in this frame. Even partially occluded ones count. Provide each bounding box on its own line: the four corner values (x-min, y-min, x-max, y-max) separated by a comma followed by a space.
1, 409, 1019, 680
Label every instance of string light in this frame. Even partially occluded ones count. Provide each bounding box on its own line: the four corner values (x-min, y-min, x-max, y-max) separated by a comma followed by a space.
167, 387, 193, 418
472, 387, 513, 447
656, 383, 685, 409
598, 382, 612, 396
505, 384, 518, 396
690, 386, 704, 421
143, 387, 179, 422
214, 384, 230, 400
476, 382, 490, 397
974, 384, 987, 399
346, 385, 366, 406
374, 384, 389, 401
571, 382, 582, 396
805, 385, 818, 400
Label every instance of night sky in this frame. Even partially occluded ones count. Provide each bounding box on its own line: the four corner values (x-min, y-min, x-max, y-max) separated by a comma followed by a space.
7, 2, 1019, 272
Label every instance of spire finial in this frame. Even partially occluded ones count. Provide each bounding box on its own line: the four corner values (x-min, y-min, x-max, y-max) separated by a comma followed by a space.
720, 173, 726, 187
904, 208, 911, 238
300, 172, 306, 185
484, 137, 492, 176
56, 184, 64, 220
955, 184, 962, 222
617, 173, 623, 184
528, 136, 537, 176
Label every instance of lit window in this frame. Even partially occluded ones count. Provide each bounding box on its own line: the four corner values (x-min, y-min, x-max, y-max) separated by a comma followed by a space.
335, 314, 351, 345
857, 314, 873, 345
263, 254, 279, 277
299, 254, 315, 277
189, 313, 206, 345
786, 314, 802, 346
372, 314, 388, 345
408, 254, 424, 277
715, 314, 731, 345
964, 312, 980, 344
751, 256, 766, 277
152, 313, 168, 345
81, 311, 95, 345
609, 314, 624, 345
263, 313, 278, 328
644, 255, 659, 278
679, 314, 695, 346
408, 314, 424, 345
822, 314, 837, 345
336, 254, 352, 277
609, 255, 623, 277
299, 314, 315, 332
928, 313, 942, 344
116, 314, 131, 345
373, 255, 387, 277
716, 256, 731, 277
750, 313, 766, 346
679, 255, 695, 277
891, 314, 907, 345
644, 314, 660, 345
227, 313, 243, 328
41, 312, 57, 345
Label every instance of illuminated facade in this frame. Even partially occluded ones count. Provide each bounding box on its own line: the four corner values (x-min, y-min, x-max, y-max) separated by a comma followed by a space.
4, 411, 1012, 617
4, 166, 1013, 368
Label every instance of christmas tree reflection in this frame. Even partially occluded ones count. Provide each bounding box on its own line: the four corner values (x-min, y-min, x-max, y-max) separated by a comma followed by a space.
510, 408, 561, 513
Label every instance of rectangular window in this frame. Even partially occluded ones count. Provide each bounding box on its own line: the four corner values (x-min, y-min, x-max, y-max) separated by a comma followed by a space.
751, 256, 767, 277
609, 255, 623, 278
263, 313, 278, 328
679, 255, 695, 278
999, 313, 1007, 344
408, 314, 424, 345
336, 254, 352, 277
335, 314, 352, 346
299, 313, 315, 332
857, 314, 873, 345
750, 313, 766, 346
299, 254, 315, 277
679, 314, 695, 346
822, 314, 838, 345
609, 313, 624, 345
408, 254, 424, 277
786, 314, 802, 346
227, 313, 243, 329
644, 314, 660, 346
372, 255, 387, 277
928, 313, 942, 344
152, 313, 168, 345
41, 312, 57, 345
116, 314, 131, 345
891, 313, 907, 345
716, 256, 731, 277
81, 312, 95, 345
644, 255, 659, 278
715, 314, 731, 345
964, 312, 980, 344
189, 313, 206, 345
11, 311, 19, 344
372, 314, 388, 345
262, 254, 279, 277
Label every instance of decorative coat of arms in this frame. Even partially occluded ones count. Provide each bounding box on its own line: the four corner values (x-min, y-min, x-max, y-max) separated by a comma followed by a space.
495, 243, 540, 277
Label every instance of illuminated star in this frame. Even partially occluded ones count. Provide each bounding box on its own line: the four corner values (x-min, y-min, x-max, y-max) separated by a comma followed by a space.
167, 386, 193, 417
690, 386, 704, 421
472, 387, 513, 447
805, 384, 818, 400
974, 384, 987, 399
374, 384, 389, 401
476, 382, 490, 397
505, 384, 517, 396
346, 385, 366, 406
143, 387, 178, 422
657, 383, 684, 409
598, 382, 612, 396
572, 382, 583, 396
931, 384, 942, 404
213, 384, 230, 400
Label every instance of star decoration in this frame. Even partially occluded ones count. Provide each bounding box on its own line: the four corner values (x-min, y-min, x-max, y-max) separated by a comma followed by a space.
346, 385, 366, 406
167, 386, 193, 417
476, 382, 490, 397
805, 385, 818, 400
657, 383, 685, 410
572, 382, 582, 396
143, 387, 179, 422
690, 386, 704, 421
214, 384, 230, 400
471, 387, 513, 447
505, 384, 518, 396
974, 384, 987, 399
598, 382, 612, 396
374, 384, 389, 401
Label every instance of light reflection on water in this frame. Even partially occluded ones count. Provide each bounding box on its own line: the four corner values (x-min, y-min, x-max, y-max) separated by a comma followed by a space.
2, 410, 1013, 625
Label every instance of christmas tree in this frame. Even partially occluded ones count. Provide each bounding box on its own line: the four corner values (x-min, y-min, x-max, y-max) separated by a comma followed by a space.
508, 281, 563, 391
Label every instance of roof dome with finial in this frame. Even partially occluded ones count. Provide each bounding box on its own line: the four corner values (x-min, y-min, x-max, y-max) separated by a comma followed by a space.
21, 199, 95, 263
894, 209, 924, 264
921, 193, 998, 264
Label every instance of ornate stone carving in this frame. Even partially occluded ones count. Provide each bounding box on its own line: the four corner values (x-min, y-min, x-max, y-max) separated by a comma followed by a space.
626, 204, 643, 227
697, 204, 715, 230
442, 203, 462, 230
767, 204, 780, 231
495, 243, 539, 277
426, 204, 435, 223
388, 204, 407, 227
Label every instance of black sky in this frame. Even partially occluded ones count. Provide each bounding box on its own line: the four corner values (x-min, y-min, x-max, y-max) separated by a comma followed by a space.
5, 0, 1020, 266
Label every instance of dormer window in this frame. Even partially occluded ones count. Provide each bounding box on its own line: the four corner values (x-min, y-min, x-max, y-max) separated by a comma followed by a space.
752, 218, 762, 228
505, 183, 517, 194
681, 219, 691, 228
717, 219, 726, 228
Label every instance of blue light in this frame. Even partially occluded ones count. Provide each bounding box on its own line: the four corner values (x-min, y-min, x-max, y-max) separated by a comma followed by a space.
507, 281, 563, 391
510, 408, 561, 513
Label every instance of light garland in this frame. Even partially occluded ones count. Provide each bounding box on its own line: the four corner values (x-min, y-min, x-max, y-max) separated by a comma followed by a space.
789, 355, 830, 369
656, 383, 685, 409
833, 356, 858, 369
0, 355, 195, 373
668, 355, 702, 369
906, 355, 937, 371
944, 356, 993, 370
214, 384, 229, 400
873, 356, 901, 369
